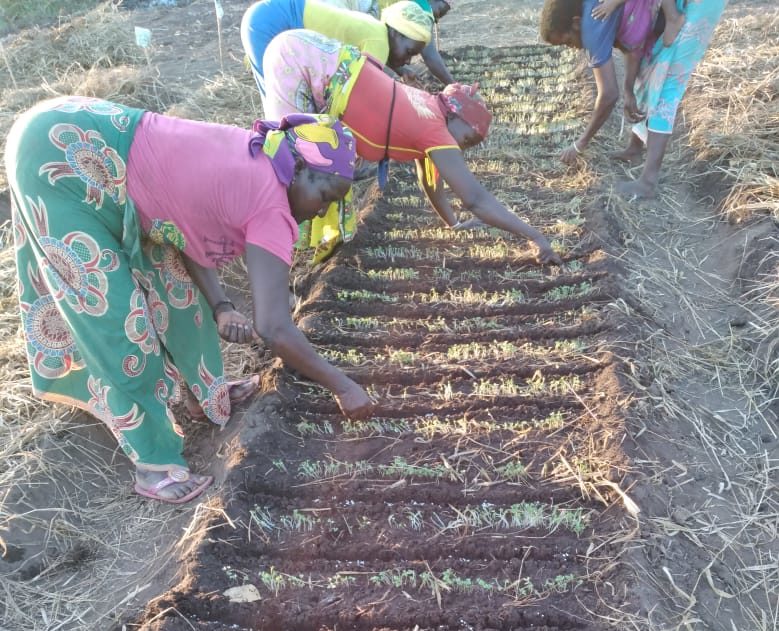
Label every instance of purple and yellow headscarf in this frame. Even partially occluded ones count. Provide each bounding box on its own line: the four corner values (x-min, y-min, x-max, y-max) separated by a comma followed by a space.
248, 113, 356, 185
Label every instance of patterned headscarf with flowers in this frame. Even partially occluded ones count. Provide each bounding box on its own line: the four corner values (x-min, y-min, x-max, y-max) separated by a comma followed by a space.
438, 82, 492, 139
248, 113, 356, 185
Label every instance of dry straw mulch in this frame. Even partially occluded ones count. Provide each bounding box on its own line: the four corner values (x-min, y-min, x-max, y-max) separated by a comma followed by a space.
684, 11, 779, 223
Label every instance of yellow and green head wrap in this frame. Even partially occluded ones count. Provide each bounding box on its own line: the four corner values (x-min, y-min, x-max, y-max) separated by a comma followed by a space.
381, 0, 433, 44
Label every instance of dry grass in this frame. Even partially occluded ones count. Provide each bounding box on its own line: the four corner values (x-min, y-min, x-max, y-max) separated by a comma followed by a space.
0, 4, 181, 191
602, 186, 779, 629
683, 11, 779, 223
556, 5, 779, 626
0, 4, 144, 87
165, 70, 263, 126
681, 6, 779, 416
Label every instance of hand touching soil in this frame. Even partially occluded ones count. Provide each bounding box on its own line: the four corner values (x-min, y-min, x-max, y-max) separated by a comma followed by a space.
560, 143, 583, 166
533, 237, 563, 266
333, 380, 375, 419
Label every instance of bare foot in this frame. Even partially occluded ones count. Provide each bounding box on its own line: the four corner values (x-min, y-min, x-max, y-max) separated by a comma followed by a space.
663, 13, 685, 47
610, 147, 644, 165
135, 469, 212, 502
616, 178, 656, 200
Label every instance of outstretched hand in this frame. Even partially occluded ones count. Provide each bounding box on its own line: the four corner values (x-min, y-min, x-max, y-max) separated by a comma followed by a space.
333, 379, 375, 419
533, 237, 563, 266
560, 144, 581, 166
216, 309, 257, 344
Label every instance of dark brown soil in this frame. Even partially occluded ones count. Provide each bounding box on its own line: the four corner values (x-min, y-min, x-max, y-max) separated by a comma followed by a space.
123, 44, 636, 631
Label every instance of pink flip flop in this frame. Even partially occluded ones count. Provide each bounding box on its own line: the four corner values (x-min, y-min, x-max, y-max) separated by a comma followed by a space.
185, 375, 260, 421
134, 470, 214, 504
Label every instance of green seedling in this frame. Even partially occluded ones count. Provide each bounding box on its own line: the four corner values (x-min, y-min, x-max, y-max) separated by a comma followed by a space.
336, 289, 397, 303
366, 267, 419, 281
544, 282, 593, 301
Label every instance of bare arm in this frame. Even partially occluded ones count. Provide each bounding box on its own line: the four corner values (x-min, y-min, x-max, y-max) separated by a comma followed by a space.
182, 253, 254, 344
429, 148, 561, 264
415, 158, 458, 226
245, 244, 374, 418
420, 41, 455, 86
181, 253, 229, 310
561, 59, 619, 164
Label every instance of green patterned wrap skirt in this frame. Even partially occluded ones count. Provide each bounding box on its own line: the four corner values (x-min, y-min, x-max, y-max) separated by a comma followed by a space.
6, 97, 231, 471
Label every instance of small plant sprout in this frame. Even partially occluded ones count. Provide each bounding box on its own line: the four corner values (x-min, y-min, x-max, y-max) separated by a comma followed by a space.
526, 371, 582, 395
341, 418, 412, 436
335, 316, 383, 330
382, 456, 458, 481
323, 348, 366, 365
370, 568, 418, 589
433, 266, 452, 281
366, 267, 419, 281
553, 339, 585, 353
544, 282, 593, 301
362, 244, 441, 262
474, 376, 522, 397
222, 565, 249, 584
497, 460, 527, 482
336, 289, 397, 303
447, 340, 519, 361
388, 349, 416, 365
326, 574, 356, 589
258, 567, 306, 596
543, 574, 581, 593
548, 507, 588, 535
550, 239, 567, 255
295, 419, 335, 437
271, 459, 288, 473
279, 509, 318, 533
249, 506, 276, 534
416, 287, 524, 305
440, 381, 456, 401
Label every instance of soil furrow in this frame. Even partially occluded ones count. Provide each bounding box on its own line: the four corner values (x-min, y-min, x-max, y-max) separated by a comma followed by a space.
139, 42, 630, 631
298, 291, 616, 319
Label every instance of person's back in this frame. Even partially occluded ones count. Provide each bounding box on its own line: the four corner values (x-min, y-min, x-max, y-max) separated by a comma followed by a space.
318, 0, 378, 15
241, 0, 388, 88
303, 0, 389, 62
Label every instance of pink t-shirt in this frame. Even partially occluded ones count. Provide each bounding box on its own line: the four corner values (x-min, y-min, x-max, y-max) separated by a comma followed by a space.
127, 112, 298, 268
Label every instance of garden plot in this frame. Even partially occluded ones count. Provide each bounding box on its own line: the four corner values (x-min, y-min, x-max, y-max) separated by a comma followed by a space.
135, 45, 634, 631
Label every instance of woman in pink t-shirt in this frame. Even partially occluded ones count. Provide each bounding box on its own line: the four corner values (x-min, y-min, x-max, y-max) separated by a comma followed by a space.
7, 99, 373, 503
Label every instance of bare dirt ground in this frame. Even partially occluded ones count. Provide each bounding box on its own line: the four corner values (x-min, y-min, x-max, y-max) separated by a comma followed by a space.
0, 1, 776, 630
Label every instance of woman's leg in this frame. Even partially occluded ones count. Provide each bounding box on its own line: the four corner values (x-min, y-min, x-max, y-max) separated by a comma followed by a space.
616, 130, 671, 198
621, 0, 726, 198
8, 101, 210, 501
611, 130, 645, 164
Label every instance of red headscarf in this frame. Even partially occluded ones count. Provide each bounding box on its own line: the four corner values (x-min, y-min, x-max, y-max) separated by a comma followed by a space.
438, 83, 492, 139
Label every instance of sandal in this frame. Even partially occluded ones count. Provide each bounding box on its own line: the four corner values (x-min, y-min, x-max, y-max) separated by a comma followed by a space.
184, 375, 260, 420
134, 469, 213, 504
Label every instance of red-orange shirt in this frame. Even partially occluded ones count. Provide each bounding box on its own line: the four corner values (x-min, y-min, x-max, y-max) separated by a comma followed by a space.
342, 60, 459, 162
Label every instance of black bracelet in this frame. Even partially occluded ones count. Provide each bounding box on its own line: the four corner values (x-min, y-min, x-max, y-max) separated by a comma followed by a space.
212, 300, 235, 321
